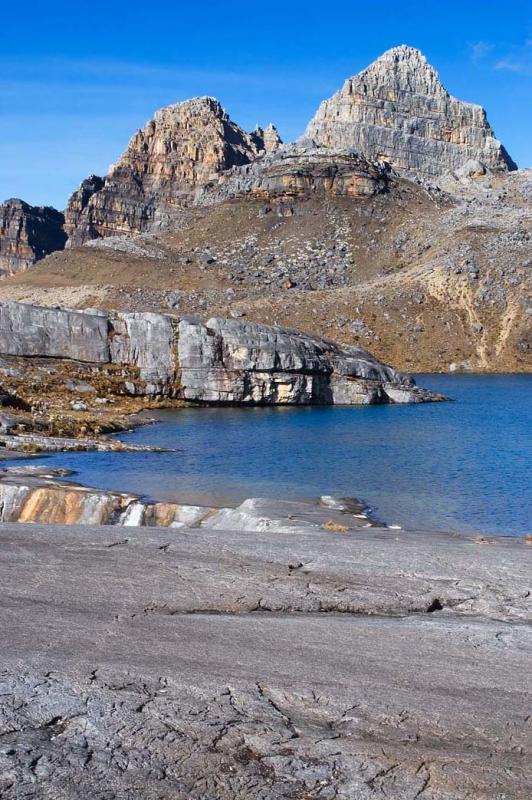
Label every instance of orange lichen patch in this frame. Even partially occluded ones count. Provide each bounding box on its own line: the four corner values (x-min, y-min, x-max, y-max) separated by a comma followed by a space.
322, 520, 351, 532
18, 487, 85, 524
150, 503, 179, 527
17, 487, 121, 525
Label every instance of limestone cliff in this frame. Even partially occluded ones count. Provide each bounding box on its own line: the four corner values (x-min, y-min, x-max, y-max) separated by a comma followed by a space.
305, 45, 516, 178
64, 98, 281, 245
0, 199, 66, 276
0, 301, 441, 404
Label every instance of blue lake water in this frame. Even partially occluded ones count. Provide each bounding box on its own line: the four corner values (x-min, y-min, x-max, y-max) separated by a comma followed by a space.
28, 374, 532, 536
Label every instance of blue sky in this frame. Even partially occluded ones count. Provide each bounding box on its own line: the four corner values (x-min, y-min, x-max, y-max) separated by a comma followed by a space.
2, 0, 531, 209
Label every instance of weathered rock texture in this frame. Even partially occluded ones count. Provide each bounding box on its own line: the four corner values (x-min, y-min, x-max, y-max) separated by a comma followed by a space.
64, 98, 281, 245
0, 300, 440, 404
0, 519, 530, 798
0, 199, 66, 276
305, 45, 516, 178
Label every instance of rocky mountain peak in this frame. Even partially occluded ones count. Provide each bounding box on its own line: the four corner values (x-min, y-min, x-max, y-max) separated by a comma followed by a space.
64, 96, 266, 245
357, 45, 447, 97
305, 46, 516, 178
109, 95, 262, 184
253, 123, 283, 153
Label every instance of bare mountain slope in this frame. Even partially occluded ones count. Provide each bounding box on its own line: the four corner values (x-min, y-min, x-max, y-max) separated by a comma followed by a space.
2, 166, 530, 372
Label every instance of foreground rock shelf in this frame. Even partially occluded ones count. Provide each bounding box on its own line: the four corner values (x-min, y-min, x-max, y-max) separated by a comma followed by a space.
0, 518, 530, 798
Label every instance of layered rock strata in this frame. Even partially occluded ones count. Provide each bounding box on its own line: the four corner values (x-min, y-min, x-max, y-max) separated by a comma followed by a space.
0, 199, 66, 275
199, 142, 389, 204
305, 45, 516, 178
0, 301, 441, 404
64, 98, 281, 245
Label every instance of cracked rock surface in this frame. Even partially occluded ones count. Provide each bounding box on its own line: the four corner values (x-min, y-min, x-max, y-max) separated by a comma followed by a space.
0, 520, 531, 798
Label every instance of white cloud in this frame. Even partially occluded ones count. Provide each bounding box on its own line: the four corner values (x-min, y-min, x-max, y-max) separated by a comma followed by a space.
494, 40, 532, 75
469, 41, 494, 63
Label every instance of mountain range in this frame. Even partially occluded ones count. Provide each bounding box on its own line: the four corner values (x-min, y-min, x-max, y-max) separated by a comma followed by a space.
1, 45, 530, 372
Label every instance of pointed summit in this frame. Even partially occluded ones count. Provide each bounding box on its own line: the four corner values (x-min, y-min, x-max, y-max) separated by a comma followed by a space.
358, 45, 447, 96
305, 45, 515, 178
65, 97, 267, 245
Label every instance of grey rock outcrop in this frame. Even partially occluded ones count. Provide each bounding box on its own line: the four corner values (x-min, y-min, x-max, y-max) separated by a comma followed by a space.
0, 300, 441, 404
0, 199, 66, 276
305, 45, 516, 178
0, 302, 110, 362
199, 142, 389, 204
109, 312, 178, 388
177, 316, 427, 404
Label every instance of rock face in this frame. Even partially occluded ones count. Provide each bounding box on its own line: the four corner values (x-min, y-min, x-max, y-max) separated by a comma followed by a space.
177, 316, 429, 404
305, 45, 516, 178
0, 302, 110, 362
0, 199, 66, 276
0, 301, 441, 403
64, 98, 280, 245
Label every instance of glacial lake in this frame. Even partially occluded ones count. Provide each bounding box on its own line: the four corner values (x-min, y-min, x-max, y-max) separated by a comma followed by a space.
32, 374, 531, 536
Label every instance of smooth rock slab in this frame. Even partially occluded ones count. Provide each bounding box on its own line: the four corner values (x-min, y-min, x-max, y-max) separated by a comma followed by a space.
0, 521, 530, 798
0, 302, 110, 362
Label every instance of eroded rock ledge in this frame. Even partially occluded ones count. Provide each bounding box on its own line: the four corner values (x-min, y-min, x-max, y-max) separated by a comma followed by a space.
0, 465, 377, 529
0, 300, 442, 408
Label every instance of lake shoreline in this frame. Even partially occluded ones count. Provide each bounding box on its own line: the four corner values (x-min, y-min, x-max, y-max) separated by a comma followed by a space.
0, 374, 530, 535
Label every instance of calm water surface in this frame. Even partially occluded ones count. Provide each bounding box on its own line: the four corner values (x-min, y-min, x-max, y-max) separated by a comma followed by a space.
34, 375, 531, 535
